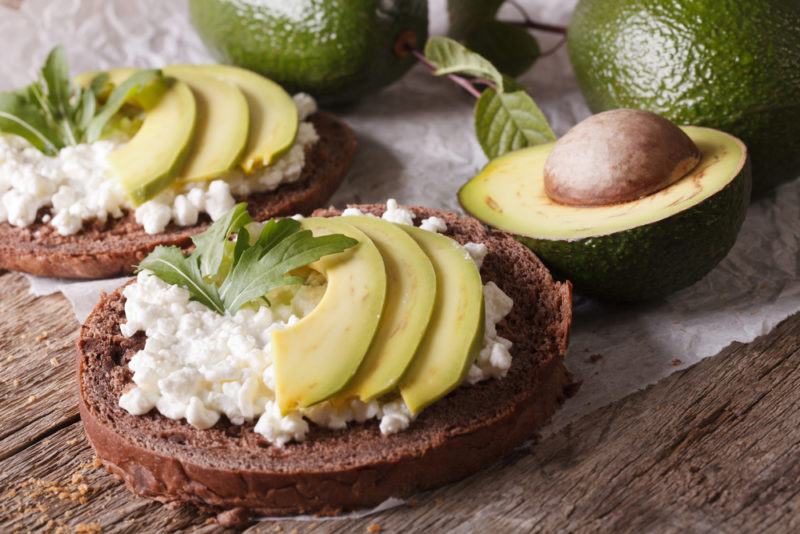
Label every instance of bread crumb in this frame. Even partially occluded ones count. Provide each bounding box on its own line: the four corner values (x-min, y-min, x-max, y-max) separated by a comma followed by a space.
74, 523, 102, 533
27, 394, 37, 404
367, 523, 382, 533
36, 331, 49, 342
272, 525, 283, 532
13, 378, 20, 387
50, 357, 59, 366
92, 456, 102, 468
66, 438, 78, 446
6, 354, 14, 362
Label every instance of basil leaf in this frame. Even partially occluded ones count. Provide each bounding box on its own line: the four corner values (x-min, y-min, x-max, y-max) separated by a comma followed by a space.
85, 69, 161, 143
465, 20, 540, 78
190, 202, 252, 280
474, 88, 556, 159
0, 92, 62, 155
424, 36, 503, 89
138, 246, 225, 314
219, 230, 357, 313
41, 45, 78, 145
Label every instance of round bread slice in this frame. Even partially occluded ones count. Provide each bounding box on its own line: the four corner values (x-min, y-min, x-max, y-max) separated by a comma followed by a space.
77, 205, 573, 525
0, 112, 356, 279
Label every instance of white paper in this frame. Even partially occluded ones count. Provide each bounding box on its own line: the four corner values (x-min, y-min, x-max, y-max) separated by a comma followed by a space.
2, 0, 798, 437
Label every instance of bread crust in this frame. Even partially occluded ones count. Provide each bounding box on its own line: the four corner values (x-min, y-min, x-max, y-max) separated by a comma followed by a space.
77, 206, 573, 524
0, 112, 356, 279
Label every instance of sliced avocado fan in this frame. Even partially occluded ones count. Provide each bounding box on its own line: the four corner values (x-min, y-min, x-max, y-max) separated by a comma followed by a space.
460, 127, 752, 302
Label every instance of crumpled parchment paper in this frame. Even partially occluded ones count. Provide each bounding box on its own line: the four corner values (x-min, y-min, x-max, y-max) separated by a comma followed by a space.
3, 0, 799, 437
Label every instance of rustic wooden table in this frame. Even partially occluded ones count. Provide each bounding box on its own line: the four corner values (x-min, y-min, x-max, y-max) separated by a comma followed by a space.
1, 269, 798, 533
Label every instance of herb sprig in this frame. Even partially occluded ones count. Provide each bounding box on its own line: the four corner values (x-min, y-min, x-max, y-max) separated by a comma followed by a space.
138, 204, 358, 315
0, 45, 163, 155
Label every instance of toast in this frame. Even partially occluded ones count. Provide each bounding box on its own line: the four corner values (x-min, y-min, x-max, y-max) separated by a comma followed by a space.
77, 205, 573, 524
0, 112, 355, 279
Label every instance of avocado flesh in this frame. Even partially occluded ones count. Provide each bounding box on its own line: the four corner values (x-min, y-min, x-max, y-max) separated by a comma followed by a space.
101, 69, 197, 206
272, 217, 387, 415
398, 226, 484, 415
459, 127, 752, 302
163, 67, 250, 182
333, 217, 437, 403
188, 0, 429, 105
568, 0, 800, 194
175, 64, 298, 174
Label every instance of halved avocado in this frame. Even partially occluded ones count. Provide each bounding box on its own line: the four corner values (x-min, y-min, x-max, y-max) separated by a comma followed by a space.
272, 217, 387, 415
164, 66, 250, 182
335, 216, 437, 403
102, 69, 197, 205
175, 64, 298, 173
459, 126, 752, 302
398, 226, 484, 415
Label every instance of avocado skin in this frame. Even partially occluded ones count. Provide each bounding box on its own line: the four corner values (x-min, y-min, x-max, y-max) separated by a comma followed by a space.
189, 0, 428, 105
519, 159, 752, 302
568, 0, 800, 194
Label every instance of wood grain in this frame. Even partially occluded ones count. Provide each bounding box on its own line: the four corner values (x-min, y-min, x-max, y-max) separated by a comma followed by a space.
1, 269, 798, 533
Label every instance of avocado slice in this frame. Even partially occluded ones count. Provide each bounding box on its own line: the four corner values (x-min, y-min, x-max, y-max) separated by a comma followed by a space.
334, 216, 437, 402
163, 66, 250, 182
101, 69, 197, 205
398, 226, 484, 415
459, 126, 752, 302
272, 217, 387, 414
568, 0, 800, 193
175, 64, 297, 174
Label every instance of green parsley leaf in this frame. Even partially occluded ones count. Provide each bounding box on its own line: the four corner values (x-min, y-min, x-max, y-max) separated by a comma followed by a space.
138, 246, 225, 314
424, 36, 503, 89
0, 91, 61, 155
191, 202, 253, 281
474, 87, 556, 159
219, 229, 357, 313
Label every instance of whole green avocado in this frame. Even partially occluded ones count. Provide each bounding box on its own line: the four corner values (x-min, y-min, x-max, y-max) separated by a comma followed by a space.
189, 0, 428, 105
568, 0, 800, 194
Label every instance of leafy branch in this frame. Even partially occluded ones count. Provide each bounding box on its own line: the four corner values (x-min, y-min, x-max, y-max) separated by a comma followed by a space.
413, 36, 556, 160
139, 203, 358, 315
0, 45, 163, 155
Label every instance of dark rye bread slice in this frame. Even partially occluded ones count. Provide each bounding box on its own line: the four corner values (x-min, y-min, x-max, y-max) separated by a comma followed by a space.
0, 112, 355, 279
77, 205, 573, 525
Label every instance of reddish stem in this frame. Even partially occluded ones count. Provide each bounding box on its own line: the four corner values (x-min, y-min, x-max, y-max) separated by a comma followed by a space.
411, 48, 482, 99
505, 0, 567, 35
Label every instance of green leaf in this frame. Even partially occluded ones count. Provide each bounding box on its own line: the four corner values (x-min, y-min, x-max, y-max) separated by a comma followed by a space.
85, 69, 161, 143
190, 202, 252, 280
138, 246, 225, 314
465, 20, 540, 78
474, 88, 556, 159
424, 36, 503, 88
0, 92, 62, 155
447, 0, 504, 40
73, 88, 96, 133
219, 230, 357, 313
41, 45, 78, 145
255, 218, 301, 251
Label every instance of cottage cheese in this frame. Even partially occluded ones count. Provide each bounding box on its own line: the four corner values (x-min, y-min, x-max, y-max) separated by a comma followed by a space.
0, 94, 318, 236
119, 201, 514, 446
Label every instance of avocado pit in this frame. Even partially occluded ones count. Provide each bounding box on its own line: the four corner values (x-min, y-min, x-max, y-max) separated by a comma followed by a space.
543, 109, 701, 206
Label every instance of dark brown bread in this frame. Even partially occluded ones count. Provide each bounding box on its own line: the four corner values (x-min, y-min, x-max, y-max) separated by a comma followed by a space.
77, 205, 573, 524
0, 112, 356, 279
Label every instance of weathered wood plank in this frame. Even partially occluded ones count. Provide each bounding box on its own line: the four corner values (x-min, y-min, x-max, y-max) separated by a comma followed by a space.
1, 268, 799, 533
0, 272, 82, 460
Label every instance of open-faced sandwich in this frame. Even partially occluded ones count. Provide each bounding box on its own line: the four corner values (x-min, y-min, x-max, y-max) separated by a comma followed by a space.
0, 47, 355, 279
77, 199, 573, 523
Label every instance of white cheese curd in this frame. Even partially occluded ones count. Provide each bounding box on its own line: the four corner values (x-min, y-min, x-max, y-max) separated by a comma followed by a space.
119, 200, 515, 446
0, 93, 318, 236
